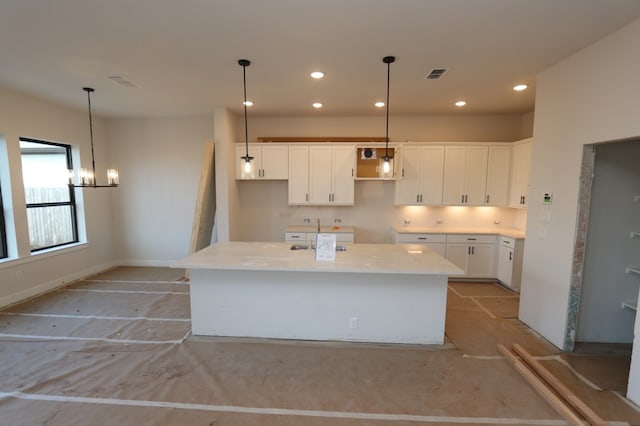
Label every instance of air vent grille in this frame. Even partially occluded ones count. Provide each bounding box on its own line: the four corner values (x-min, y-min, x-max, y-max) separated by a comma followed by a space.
425, 68, 448, 80
107, 75, 137, 88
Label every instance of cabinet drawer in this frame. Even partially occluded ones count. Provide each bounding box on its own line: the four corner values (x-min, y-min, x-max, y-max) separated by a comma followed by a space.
285, 232, 306, 242
499, 236, 516, 248
446, 234, 496, 244
394, 233, 446, 244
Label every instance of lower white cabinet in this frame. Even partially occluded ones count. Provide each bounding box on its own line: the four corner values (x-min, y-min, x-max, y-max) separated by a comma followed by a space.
285, 231, 354, 243
445, 234, 497, 278
496, 236, 524, 291
392, 232, 446, 257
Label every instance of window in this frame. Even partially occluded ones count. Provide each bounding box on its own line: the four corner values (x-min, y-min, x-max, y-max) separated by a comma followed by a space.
0, 183, 7, 259
20, 138, 78, 251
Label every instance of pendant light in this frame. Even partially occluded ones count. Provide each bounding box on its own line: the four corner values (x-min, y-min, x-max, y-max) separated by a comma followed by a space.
381, 56, 395, 177
68, 87, 119, 188
238, 59, 254, 175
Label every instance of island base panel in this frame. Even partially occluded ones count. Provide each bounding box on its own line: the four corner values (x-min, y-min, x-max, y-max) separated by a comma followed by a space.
189, 269, 448, 345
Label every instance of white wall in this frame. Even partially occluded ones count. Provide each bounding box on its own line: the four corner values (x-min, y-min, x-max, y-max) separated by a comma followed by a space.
244, 114, 528, 142
235, 180, 526, 243
520, 17, 640, 350
108, 117, 213, 265
0, 85, 117, 308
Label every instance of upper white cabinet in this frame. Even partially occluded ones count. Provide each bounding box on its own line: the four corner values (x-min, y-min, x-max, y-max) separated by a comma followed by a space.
510, 139, 532, 208
235, 143, 288, 180
394, 145, 445, 205
442, 146, 488, 205
485, 146, 512, 206
288, 144, 355, 205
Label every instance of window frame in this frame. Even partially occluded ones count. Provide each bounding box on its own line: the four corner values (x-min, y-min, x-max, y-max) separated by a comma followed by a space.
0, 183, 7, 259
20, 137, 79, 252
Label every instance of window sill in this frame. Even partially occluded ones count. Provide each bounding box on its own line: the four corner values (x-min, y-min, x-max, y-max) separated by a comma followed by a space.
0, 242, 89, 268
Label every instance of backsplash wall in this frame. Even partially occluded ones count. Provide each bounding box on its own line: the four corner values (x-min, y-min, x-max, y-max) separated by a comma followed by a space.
234, 180, 527, 243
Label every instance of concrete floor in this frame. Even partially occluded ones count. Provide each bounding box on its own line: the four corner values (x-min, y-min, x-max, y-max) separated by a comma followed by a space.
0, 267, 638, 425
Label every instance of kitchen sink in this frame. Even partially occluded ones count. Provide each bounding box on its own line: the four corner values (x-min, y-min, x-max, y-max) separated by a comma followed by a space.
290, 244, 347, 251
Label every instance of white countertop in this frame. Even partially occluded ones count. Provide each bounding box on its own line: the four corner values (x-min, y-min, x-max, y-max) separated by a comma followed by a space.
392, 226, 526, 239
174, 242, 463, 275
286, 225, 355, 234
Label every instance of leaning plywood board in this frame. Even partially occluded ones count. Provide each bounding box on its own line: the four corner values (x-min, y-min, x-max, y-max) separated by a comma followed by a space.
189, 141, 216, 255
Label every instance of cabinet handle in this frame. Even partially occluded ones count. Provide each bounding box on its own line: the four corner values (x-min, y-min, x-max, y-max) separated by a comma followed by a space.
465, 194, 468, 203
306, 193, 309, 202
352, 169, 354, 177
486, 195, 490, 204
416, 194, 420, 203
402, 169, 405, 178
467, 238, 477, 241
419, 194, 423, 203
522, 196, 526, 205
418, 237, 427, 240
472, 246, 475, 255
509, 251, 513, 260
291, 235, 301, 239
467, 246, 471, 255
461, 195, 464, 204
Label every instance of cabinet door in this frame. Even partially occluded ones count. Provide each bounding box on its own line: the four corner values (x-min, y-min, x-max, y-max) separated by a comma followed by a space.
510, 141, 532, 207
467, 244, 496, 278
464, 146, 488, 205
261, 144, 289, 179
331, 145, 355, 205
485, 146, 511, 206
235, 144, 261, 180
288, 145, 309, 204
442, 146, 466, 205
308, 146, 333, 204
395, 145, 422, 205
497, 244, 514, 286
419, 146, 445, 205
445, 243, 469, 274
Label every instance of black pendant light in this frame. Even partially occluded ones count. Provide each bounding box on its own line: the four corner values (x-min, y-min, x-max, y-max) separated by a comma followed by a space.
239, 59, 254, 174
69, 87, 119, 188
381, 56, 395, 175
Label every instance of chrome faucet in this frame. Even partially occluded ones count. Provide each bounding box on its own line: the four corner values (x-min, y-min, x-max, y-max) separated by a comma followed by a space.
317, 218, 321, 233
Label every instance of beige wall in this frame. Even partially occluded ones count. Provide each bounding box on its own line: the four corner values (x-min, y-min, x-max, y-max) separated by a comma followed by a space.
0, 85, 117, 307
520, 17, 640, 351
242, 114, 529, 142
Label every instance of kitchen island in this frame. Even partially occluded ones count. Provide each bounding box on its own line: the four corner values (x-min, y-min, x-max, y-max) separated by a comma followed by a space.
174, 242, 462, 345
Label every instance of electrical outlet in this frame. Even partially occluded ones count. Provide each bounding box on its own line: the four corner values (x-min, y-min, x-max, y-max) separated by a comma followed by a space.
349, 317, 358, 329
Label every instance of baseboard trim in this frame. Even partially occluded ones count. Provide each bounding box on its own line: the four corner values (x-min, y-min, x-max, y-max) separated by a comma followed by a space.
0, 260, 118, 310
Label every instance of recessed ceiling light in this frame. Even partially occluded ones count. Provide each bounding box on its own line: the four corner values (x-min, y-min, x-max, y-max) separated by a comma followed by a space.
513, 84, 528, 91
455, 100, 467, 107
243, 100, 254, 106
374, 101, 385, 108
310, 71, 324, 79
312, 102, 323, 108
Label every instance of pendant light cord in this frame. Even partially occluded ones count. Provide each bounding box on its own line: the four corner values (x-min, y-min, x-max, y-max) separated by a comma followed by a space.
383, 56, 395, 160
84, 87, 97, 182
239, 59, 251, 159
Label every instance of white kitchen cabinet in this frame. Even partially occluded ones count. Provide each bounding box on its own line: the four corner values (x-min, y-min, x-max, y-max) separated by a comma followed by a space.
288, 145, 310, 204
289, 144, 355, 205
394, 145, 444, 205
445, 234, 496, 278
510, 139, 532, 208
235, 143, 288, 180
392, 232, 446, 257
496, 236, 524, 291
285, 231, 354, 243
442, 146, 488, 205
485, 146, 512, 206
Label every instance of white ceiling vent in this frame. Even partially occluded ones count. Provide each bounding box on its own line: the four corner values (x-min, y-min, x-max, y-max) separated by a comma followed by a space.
425, 68, 448, 80
107, 75, 138, 88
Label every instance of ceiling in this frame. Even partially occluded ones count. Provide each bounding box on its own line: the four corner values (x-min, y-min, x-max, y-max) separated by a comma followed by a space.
1, 0, 640, 118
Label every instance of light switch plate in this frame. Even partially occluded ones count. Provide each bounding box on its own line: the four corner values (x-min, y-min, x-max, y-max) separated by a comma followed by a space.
543, 192, 553, 204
